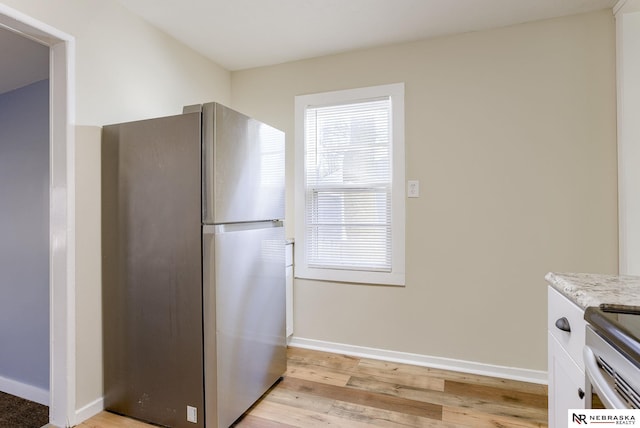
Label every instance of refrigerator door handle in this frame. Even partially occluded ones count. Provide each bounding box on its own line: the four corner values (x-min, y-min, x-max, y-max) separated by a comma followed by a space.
203, 220, 283, 235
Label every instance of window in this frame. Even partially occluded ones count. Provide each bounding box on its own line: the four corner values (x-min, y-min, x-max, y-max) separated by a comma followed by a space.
294, 83, 405, 286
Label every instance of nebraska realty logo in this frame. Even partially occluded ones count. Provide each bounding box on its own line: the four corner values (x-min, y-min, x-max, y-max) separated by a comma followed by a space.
569, 410, 639, 425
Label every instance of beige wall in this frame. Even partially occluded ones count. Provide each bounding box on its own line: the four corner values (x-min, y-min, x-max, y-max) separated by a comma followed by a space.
75, 126, 102, 409
231, 10, 618, 372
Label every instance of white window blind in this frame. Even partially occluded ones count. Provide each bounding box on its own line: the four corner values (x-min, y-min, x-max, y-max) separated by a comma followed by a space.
304, 98, 392, 272
295, 83, 405, 286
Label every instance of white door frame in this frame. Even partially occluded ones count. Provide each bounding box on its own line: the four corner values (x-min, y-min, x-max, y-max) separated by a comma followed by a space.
0, 5, 75, 428
615, 0, 640, 275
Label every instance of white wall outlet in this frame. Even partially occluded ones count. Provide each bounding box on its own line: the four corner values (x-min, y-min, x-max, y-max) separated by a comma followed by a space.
187, 405, 198, 423
408, 180, 420, 198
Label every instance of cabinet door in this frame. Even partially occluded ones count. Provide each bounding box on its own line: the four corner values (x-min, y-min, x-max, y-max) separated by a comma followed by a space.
548, 333, 585, 427
285, 242, 293, 337
286, 265, 293, 337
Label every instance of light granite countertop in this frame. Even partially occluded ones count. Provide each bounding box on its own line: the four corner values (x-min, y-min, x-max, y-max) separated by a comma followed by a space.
545, 272, 640, 310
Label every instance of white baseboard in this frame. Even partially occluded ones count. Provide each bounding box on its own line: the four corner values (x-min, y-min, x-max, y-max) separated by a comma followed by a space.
75, 397, 104, 425
288, 336, 548, 385
0, 375, 49, 406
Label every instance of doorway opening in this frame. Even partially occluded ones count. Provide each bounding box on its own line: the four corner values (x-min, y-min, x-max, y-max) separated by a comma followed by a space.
0, 5, 75, 427
0, 26, 50, 421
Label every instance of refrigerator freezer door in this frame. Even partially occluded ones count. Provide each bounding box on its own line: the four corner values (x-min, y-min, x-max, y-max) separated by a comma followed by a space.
202, 103, 285, 224
102, 113, 205, 428
203, 222, 287, 427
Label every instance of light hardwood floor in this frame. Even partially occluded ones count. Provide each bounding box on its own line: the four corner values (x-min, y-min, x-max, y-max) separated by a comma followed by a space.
79, 347, 548, 428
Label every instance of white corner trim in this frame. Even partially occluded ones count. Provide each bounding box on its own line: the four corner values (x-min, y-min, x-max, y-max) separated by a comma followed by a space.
615, 0, 640, 15
288, 336, 547, 385
75, 397, 104, 425
614, 0, 629, 15
0, 375, 49, 406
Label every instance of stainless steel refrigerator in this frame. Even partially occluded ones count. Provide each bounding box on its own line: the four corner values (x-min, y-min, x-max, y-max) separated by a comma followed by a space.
102, 102, 286, 428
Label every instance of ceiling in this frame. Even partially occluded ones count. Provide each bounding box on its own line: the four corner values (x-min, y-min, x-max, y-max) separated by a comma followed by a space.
116, 0, 618, 71
0, 0, 618, 95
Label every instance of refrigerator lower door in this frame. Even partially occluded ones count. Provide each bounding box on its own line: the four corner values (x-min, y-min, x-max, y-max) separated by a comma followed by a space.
203, 221, 287, 427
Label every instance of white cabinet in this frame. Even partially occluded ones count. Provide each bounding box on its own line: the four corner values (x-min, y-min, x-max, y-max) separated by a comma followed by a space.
548, 286, 587, 427
548, 333, 586, 427
285, 242, 293, 338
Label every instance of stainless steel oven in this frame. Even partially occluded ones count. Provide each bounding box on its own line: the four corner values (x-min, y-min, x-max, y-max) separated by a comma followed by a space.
584, 306, 640, 409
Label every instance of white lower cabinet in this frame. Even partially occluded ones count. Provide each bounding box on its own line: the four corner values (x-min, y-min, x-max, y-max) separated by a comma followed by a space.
285, 242, 294, 338
547, 286, 587, 427
548, 333, 586, 427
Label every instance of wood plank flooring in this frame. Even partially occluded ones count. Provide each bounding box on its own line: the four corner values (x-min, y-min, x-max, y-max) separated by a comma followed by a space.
79, 347, 548, 428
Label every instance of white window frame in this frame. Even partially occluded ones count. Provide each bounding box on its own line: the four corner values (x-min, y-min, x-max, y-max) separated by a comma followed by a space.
294, 83, 405, 286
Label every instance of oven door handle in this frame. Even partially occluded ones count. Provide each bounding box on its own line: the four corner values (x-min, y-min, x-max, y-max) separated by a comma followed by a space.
584, 345, 629, 409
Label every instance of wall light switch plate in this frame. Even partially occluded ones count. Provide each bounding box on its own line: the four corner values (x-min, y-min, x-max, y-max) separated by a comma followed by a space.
408, 180, 420, 198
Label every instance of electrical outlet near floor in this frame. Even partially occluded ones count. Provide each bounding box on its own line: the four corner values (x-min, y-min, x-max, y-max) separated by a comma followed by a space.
187, 405, 197, 423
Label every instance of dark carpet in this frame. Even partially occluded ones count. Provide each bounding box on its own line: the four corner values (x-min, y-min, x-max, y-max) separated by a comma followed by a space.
0, 391, 48, 428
